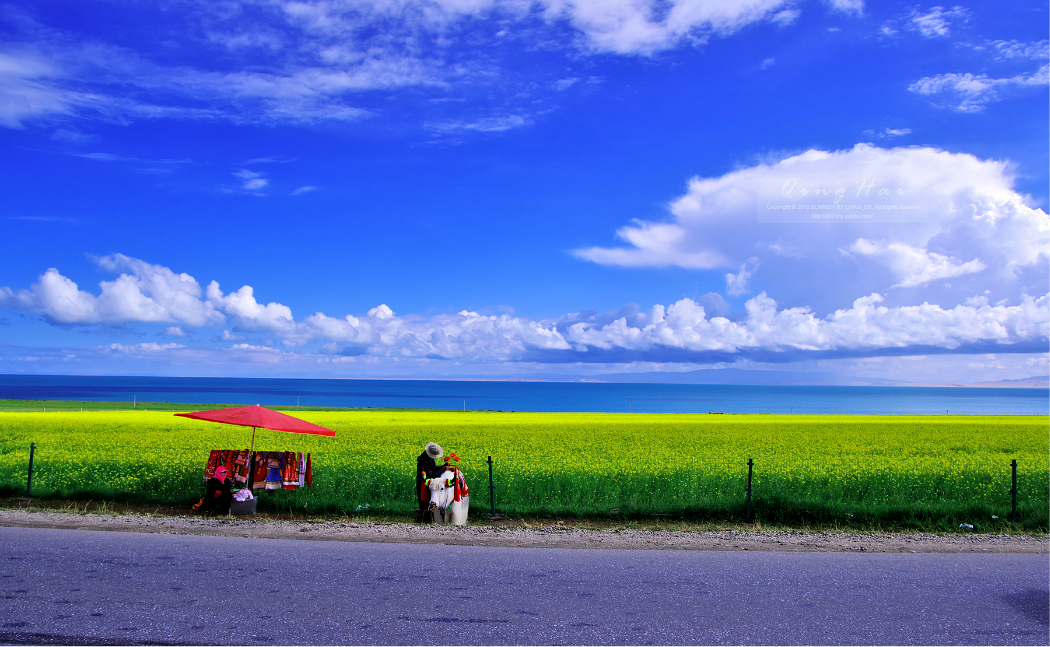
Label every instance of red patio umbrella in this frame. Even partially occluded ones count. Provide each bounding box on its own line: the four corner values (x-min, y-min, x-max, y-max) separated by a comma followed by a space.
175, 405, 335, 478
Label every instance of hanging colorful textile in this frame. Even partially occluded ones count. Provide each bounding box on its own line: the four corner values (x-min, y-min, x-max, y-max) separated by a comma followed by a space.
264, 452, 284, 490
204, 450, 314, 490
252, 452, 268, 490
282, 450, 298, 489
204, 449, 239, 481
232, 448, 251, 485
204, 450, 223, 481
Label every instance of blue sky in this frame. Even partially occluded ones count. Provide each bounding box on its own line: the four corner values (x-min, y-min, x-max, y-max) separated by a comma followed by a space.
0, 0, 1047, 383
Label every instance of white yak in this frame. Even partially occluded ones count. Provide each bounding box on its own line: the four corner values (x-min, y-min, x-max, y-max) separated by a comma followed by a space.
427, 467, 470, 526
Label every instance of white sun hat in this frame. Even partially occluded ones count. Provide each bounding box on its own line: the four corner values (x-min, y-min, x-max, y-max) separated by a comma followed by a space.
425, 442, 443, 459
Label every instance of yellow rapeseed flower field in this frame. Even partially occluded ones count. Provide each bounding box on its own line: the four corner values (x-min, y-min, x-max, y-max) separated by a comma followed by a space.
1, 410, 1045, 527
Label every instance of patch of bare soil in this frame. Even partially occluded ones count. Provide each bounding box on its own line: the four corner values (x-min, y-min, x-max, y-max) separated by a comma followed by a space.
1, 506, 1046, 553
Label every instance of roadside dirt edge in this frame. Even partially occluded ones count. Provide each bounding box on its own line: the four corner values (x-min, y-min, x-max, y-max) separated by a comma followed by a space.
1, 509, 1046, 553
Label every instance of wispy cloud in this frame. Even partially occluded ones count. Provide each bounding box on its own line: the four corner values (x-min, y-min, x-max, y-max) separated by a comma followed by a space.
6, 215, 79, 223
430, 114, 530, 133
74, 152, 192, 172
824, 0, 864, 14
232, 169, 269, 193
907, 6, 967, 38
102, 342, 184, 353
51, 128, 96, 144
0, 0, 863, 130
880, 5, 968, 39
909, 65, 1049, 112
552, 77, 579, 91
981, 39, 1050, 62
77, 152, 133, 162
0, 47, 110, 128
245, 156, 296, 165
541, 0, 797, 54
863, 127, 912, 138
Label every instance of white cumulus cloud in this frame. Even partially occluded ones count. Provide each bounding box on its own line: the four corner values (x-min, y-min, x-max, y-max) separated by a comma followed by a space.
229, 343, 281, 353
205, 282, 296, 334
726, 257, 760, 295
573, 144, 1049, 311
848, 239, 986, 288
103, 342, 184, 353
0, 254, 225, 326
301, 305, 572, 359
2, 250, 1045, 365
549, 292, 1048, 360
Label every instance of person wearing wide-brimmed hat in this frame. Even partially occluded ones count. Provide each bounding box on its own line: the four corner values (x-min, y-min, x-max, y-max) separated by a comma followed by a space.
415, 442, 446, 523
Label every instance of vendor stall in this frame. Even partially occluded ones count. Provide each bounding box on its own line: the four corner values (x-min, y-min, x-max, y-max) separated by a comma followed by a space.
177, 405, 335, 516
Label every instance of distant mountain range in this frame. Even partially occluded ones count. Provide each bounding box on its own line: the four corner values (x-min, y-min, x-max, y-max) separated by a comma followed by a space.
964, 376, 1049, 388
587, 368, 1049, 388
389, 368, 1048, 388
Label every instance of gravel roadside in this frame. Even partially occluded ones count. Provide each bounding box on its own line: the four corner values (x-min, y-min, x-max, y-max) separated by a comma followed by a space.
1, 509, 1046, 553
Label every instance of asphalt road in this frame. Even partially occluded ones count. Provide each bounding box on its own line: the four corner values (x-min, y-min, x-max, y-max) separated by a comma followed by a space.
1, 526, 1046, 646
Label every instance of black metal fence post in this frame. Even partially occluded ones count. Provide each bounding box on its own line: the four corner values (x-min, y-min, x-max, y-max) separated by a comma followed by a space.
25, 443, 35, 497
487, 455, 496, 516
745, 458, 754, 524
1010, 459, 1017, 523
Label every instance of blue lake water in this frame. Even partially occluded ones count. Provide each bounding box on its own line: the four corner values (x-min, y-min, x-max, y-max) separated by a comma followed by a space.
0, 374, 1046, 415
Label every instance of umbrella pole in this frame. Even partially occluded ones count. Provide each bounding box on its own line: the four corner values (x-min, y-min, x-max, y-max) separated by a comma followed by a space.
247, 426, 257, 491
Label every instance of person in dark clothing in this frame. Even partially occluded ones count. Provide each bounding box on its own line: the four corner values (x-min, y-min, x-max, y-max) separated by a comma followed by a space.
199, 465, 233, 516
415, 442, 447, 523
